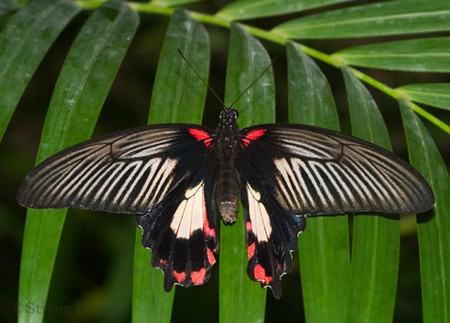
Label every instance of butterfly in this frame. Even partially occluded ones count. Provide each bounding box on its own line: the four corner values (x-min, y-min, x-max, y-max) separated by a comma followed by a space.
17, 107, 434, 299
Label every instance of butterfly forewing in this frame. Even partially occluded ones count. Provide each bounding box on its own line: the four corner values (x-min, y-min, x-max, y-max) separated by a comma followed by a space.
239, 124, 434, 216
17, 125, 213, 214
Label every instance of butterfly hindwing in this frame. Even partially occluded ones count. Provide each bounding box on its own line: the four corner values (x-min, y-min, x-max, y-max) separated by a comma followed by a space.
240, 181, 305, 299
136, 163, 218, 291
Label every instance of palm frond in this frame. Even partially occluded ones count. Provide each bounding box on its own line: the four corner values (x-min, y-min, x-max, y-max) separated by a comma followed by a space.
1, 0, 448, 322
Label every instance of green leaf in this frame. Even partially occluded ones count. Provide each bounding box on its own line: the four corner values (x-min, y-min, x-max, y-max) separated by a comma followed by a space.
335, 37, 450, 72
287, 42, 338, 125
0, 0, 79, 142
287, 42, 350, 321
18, 2, 138, 322
98, 222, 135, 322
152, 0, 202, 7
273, 1, 450, 39
219, 23, 274, 322
400, 102, 450, 323
342, 67, 400, 322
0, 0, 19, 15
132, 8, 209, 323
398, 84, 450, 111
148, 12, 209, 124
217, 0, 350, 21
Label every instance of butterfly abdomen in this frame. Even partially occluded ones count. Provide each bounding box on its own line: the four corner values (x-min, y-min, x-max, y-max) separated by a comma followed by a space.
216, 161, 239, 223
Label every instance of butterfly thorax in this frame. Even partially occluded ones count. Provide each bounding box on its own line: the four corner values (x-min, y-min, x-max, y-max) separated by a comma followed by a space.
214, 108, 240, 224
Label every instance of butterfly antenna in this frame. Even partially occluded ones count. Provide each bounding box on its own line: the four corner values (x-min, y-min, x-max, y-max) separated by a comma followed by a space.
177, 49, 225, 107
228, 57, 277, 109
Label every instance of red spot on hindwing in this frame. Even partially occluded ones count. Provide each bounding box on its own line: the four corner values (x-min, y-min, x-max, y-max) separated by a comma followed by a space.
202, 195, 216, 241
189, 128, 212, 147
191, 268, 206, 285
173, 271, 186, 283
203, 213, 216, 240
245, 221, 253, 232
254, 264, 272, 284
242, 129, 267, 147
202, 180, 216, 266
247, 242, 255, 259
207, 248, 216, 265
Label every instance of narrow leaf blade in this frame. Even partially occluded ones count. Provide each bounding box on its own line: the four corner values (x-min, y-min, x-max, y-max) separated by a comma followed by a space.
335, 37, 450, 72
152, 0, 202, 6
219, 23, 274, 323
218, 0, 351, 21
398, 84, 450, 111
132, 8, 210, 323
400, 102, 450, 323
287, 42, 338, 125
0, 0, 79, 142
343, 67, 399, 322
274, 1, 450, 39
18, 2, 138, 322
0, 0, 18, 15
287, 42, 350, 321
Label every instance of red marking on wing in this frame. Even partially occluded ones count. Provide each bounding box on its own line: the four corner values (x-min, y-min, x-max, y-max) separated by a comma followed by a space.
189, 128, 212, 147
207, 248, 215, 265
203, 185, 216, 267
245, 221, 252, 232
173, 271, 186, 283
191, 268, 206, 285
247, 242, 255, 259
254, 264, 272, 284
203, 202, 216, 240
205, 227, 216, 239
242, 129, 267, 147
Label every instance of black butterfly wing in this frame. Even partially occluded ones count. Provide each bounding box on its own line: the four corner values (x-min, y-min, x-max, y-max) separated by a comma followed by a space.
17, 124, 219, 290
236, 124, 434, 298
18, 124, 212, 213
240, 125, 434, 215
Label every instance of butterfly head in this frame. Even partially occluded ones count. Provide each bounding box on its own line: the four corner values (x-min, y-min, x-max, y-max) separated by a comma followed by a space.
219, 108, 239, 126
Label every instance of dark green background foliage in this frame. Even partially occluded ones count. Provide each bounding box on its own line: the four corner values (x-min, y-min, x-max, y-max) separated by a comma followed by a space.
0, 0, 449, 322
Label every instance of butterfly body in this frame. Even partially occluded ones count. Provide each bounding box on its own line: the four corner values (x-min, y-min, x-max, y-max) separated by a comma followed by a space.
213, 108, 241, 223
17, 107, 434, 299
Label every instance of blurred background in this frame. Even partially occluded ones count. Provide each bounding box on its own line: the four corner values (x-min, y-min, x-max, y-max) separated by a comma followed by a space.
1, 1, 449, 322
